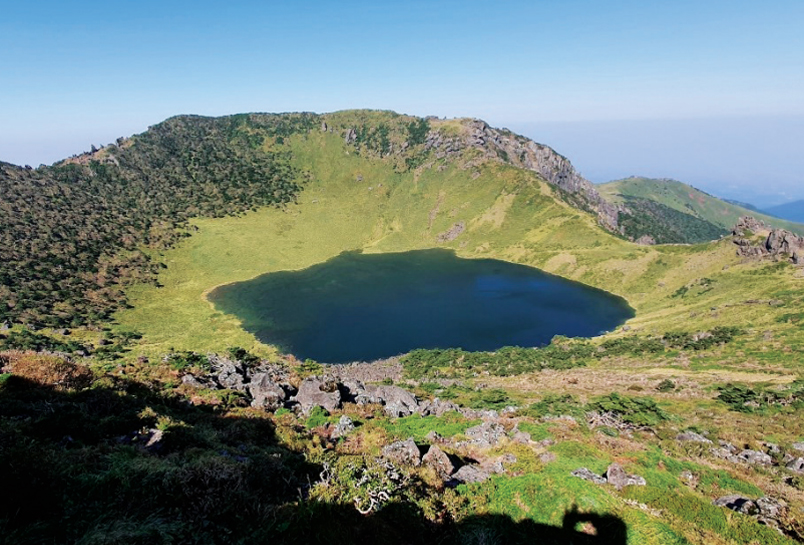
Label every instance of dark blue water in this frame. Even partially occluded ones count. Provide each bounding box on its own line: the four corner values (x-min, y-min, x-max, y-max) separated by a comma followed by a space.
208, 249, 634, 363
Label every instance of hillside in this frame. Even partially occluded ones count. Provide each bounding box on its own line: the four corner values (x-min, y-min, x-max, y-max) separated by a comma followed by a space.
599, 177, 804, 239
3, 111, 804, 545
765, 200, 804, 223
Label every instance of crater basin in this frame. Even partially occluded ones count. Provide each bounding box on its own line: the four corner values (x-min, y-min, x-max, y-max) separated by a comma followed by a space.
208, 249, 634, 363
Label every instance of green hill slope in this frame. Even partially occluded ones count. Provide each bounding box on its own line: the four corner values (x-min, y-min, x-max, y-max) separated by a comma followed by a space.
599, 176, 804, 236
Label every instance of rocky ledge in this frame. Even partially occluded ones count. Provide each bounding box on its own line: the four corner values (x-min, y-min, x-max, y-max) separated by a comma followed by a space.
732, 216, 803, 264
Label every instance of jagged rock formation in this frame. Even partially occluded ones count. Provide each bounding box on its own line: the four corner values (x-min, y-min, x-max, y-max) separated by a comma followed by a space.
732, 216, 804, 263
423, 120, 622, 231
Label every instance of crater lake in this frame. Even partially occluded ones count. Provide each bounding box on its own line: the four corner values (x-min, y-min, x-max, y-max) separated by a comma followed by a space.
208, 249, 634, 363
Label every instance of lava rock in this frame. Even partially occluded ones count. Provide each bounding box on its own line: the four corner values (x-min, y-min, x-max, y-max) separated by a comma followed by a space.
247, 372, 286, 410
465, 421, 506, 448
332, 415, 355, 438
452, 464, 491, 484
295, 377, 342, 414
571, 468, 607, 485
605, 463, 646, 490
382, 438, 421, 467
422, 445, 454, 480
676, 431, 713, 444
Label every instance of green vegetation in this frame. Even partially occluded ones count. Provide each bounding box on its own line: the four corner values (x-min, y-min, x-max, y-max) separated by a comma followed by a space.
588, 393, 669, 426
401, 328, 742, 379
617, 195, 728, 243
716, 381, 804, 413
599, 176, 804, 235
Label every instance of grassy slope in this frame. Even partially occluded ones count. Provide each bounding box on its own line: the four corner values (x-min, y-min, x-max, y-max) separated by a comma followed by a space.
599, 177, 804, 235
117, 131, 804, 368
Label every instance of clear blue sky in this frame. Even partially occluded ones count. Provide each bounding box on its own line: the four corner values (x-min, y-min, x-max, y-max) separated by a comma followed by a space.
2, 0, 802, 203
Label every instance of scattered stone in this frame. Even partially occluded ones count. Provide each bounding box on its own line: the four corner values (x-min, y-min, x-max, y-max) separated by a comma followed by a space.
144, 429, 164, 451
786, 457, 804, 473
680, 470, 696, 486
426, 430, 445, 444
418, 398, 459, 417
714, 495, 758, 515
0, 322, 10, 331
737, 449, 773, 466
464, 421, 506, 448
718, 440, 738, 454
792, 442, 804, 453
571, 468, 607, 485
539, 452, 557, 464
511, 430, 531, 444
605, 463, 646, 490
382, 438, 421, 467
210, 356, 247, 391
248, 373, 286, 410
757, 497, 786, 518
676, 431, 713, 444
436, 221, 465, 243
422, 445, 454, 480
181, 374, 207, 389
452, 464, 491, 484
332, 415, 355, 438
710, 447, 741, 464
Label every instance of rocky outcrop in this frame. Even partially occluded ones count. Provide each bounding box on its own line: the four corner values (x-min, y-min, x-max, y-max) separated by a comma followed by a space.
605, 463, 646, 490
295, 377, 342, 414
332, 415, 355, 438
422, 445, 454, 480
248, 372, 287, 410
463, 421, 506, 449
436, 221, 465, 243
571, 468, 607, 485
571, 464, 645, 489
714, 495, 787, 530
732, 216, 804, 263
424, 120, 622, 231
382, 438, 421, 466
452, 464, 491, 484
676, 431, 713, 444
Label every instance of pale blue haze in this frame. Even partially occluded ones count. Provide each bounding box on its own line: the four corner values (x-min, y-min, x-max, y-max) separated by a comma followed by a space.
1, 1, 802, 202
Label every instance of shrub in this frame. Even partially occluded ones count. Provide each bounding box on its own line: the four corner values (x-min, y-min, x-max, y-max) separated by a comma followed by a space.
656, 379, 676, 392
0, 351, 93, 390
587, 393, 669, 427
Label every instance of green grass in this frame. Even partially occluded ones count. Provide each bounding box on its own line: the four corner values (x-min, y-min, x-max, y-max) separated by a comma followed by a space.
599, 176, 804, 234
114, 130, 804, 361
374, 412, 479, 442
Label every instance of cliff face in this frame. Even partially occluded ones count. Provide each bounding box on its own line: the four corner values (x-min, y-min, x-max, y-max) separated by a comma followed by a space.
425, 119, 622, 231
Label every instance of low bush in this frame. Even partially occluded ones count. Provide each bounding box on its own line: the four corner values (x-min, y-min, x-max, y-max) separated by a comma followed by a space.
588, 393, 669, 427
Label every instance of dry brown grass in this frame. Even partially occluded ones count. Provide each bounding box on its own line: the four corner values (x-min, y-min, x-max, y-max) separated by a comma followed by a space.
0, 350, 93, 390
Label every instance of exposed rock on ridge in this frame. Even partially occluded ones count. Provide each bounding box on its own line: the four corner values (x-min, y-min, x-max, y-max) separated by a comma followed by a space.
732, 216, 804, 263
424, 119, 622, 231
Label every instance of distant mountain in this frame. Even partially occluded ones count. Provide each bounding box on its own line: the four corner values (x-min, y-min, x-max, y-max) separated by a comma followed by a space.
598, 177, 804, 240
763, 199, 804, 223
723, 198, 761, 212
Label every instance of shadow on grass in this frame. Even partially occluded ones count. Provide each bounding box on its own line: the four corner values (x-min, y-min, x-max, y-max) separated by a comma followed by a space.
0, 371, 627, 545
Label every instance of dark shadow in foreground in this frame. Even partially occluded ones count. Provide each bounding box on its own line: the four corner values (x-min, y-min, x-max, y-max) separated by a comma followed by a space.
0, 367, 627, 545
